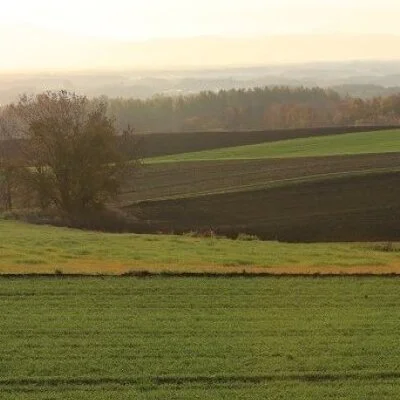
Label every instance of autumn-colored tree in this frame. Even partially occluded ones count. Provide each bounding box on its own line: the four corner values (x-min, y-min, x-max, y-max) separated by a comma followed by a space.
10, 91, 136, 216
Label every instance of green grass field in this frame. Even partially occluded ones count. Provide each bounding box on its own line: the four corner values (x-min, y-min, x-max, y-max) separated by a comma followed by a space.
1, 276, 400, 399
1, 219, 400, 274
148, 129, 400, 162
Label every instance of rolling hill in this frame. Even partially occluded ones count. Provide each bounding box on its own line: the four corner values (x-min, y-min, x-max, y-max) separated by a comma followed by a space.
121, 152, 400, 203
125, 171, 400, 242
116, 127, 400, 241
148, 129, 400, 162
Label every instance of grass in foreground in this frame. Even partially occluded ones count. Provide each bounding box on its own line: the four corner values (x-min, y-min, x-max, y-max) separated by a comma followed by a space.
1, 220, 400, 274
148, 129, 400, 162
0, 276, 400, 399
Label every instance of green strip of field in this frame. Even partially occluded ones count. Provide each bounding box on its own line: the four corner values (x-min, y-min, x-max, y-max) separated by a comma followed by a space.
148, 129, 400, 162
1, 277, 400, 399
1, 220, 400, 274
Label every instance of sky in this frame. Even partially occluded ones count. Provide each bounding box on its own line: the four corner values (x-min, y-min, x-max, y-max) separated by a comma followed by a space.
1, 0, 400, 71
2, 0, 400, 39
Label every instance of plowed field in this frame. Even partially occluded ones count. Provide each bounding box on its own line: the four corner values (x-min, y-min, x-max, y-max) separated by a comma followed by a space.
121, 152, 400, 203
127, 171, 400, 242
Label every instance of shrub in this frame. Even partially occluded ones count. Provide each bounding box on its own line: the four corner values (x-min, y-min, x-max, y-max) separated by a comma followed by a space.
236, 233, 260, 241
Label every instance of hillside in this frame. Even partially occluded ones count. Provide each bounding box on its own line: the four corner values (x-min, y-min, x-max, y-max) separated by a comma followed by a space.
137, 125, 396, 158
148, 129, 400, 162
126, 171, 400, 242
3, 123, 399, 242
121, 153, 400, 203
116, 127, 400, 241
3, 219, 400, 274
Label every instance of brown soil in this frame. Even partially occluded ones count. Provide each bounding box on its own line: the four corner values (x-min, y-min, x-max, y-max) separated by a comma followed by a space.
126, 171, 400, 242
120, 152, 400, 203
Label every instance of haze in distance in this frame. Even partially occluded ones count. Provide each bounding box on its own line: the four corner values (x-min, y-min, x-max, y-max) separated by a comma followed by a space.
2, 0, 400, 72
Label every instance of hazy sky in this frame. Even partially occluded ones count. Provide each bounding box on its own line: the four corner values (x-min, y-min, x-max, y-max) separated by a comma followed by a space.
2, 0, 400, 39
1, 0, 400, 71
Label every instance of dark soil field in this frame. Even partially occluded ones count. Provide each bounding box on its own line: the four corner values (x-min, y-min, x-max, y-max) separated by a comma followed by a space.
120, 152, 400, 203
116, 126, 400, 242
126, 171, 400, 242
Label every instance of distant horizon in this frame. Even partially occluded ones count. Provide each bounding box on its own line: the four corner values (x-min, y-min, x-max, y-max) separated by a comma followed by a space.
3, 30, 400, 74
3, 55, 400, 77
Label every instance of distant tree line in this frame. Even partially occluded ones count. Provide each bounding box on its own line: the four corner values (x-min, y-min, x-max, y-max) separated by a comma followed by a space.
105, 86, 400, 132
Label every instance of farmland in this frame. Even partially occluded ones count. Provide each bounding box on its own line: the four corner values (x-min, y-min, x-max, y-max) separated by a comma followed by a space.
1, 121, 400, 400
2, 126, 400, 241
3, 78, 400, 400
137, 125, 397, 158
126, 171, 400, 242
2, 219, 400, 274
148, 128, 400, 162
1, 276, 400, 399
122, 152, 400, 202
111, 127, 400, 242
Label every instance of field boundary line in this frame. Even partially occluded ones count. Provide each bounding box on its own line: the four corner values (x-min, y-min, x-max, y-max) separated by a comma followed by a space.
1, 271, 400, 278
2, 370, 400, 388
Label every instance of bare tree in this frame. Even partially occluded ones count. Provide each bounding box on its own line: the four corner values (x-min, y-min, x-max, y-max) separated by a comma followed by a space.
9, 91, 136, 217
